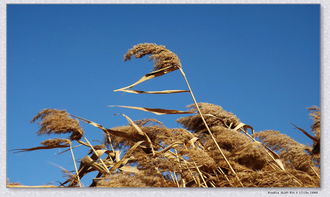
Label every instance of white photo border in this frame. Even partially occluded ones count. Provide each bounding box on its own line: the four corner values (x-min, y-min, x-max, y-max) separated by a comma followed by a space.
0, 0, 328, 196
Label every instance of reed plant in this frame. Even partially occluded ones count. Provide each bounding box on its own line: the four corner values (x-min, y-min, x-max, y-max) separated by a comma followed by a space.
10, 43, 320, 188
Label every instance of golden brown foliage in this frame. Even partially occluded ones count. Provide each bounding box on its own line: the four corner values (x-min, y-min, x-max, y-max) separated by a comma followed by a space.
96, 172, 175, 187
20, 103, 320, 188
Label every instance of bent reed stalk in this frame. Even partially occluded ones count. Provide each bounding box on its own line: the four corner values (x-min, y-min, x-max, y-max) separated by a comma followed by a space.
178, 67, 244, 187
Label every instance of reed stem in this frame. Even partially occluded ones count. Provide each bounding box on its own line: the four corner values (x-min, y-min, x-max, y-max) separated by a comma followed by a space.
179, 67, 244, 187
69, 142, 82, 187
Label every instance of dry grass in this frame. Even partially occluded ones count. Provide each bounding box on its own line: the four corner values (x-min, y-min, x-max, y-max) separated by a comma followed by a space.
12, 43, 320, 188
15, 103, 320, 188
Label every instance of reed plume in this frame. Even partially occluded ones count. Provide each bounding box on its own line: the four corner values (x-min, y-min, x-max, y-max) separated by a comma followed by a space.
31, 109, 84, 140
124, 43, 181, 71
253, 130, 313, 172
308, 106, 320, 135
177, 103, 241, 132
308, 106, 320, 155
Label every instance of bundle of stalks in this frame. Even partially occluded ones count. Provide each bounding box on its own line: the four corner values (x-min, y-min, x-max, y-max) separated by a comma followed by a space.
13, 43, 320, 188
15, 103, 319, 188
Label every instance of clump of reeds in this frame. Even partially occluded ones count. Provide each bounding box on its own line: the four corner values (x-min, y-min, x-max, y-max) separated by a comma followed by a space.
13, 43, 320, 188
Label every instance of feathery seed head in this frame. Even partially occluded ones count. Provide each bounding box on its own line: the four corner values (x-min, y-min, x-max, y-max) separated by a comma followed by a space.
177, 103, 241, 133
124, 43, 182, 71
253, 130, 313, 172
308, 106, 320, 136
32, 109, 84, 140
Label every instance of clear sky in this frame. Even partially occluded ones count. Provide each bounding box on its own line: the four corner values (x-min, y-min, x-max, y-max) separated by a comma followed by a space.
7, 4, 320, 186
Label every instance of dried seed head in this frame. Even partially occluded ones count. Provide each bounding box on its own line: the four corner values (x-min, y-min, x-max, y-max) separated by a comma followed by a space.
32, 109, 84, 140
231, 142, 269, 170
308, 106, 320, 136
253, 130, 313, 172
177, 103, 241, 133
280, 145, 313, 172
96, 173, 174, 187
181, 148, 217, 170
134, 119, 164, 127
304, 106, 320, 155
204, 126, 251, 154
253, 130, 306, 152
124, 43, 181, 71
239, 169, 318, 187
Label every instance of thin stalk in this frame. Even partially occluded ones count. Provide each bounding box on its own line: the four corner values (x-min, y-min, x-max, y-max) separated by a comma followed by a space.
241, 130, 284, 171
182, 144, 209, 186
144, 133, 156, 156
173, 172, 180, 187
182, 178, 186, 188
69, 143, 82, 187
174, 150, 183, 171
57, 144, 83, 155
77, 140, 92, 148
193, 162, 208, 188
195, 176, 202, 187
310, 165, 320, 179
183, 160, 198, 185
83, 136, 110, 174
213, 169, 220, 181
217, 167, 233, 187
170, 172, 179, 187
179, 67, 244, 187
242, 130, 306, 185
106, 133, 115, 152
174, 149, 186, 187
287, 172, 303, 186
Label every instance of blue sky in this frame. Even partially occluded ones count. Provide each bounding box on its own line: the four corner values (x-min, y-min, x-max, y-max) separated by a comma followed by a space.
7, 4, 320, 186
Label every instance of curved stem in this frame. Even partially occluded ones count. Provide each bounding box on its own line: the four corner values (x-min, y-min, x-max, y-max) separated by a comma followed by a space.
179, 67, 244, 187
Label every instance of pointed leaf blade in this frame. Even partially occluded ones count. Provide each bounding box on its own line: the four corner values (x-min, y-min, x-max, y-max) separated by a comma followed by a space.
110, 105, 195, 115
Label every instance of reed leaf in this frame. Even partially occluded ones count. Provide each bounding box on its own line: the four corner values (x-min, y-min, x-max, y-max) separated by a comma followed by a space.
114, 66, 178, 92
110, 105, 195, 115
110, 141, 144, 173
116, 89, 190, 94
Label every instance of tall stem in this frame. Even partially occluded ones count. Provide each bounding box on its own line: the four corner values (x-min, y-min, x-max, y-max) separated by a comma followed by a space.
69, 143, 82, 187
178, 67, 244, 187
